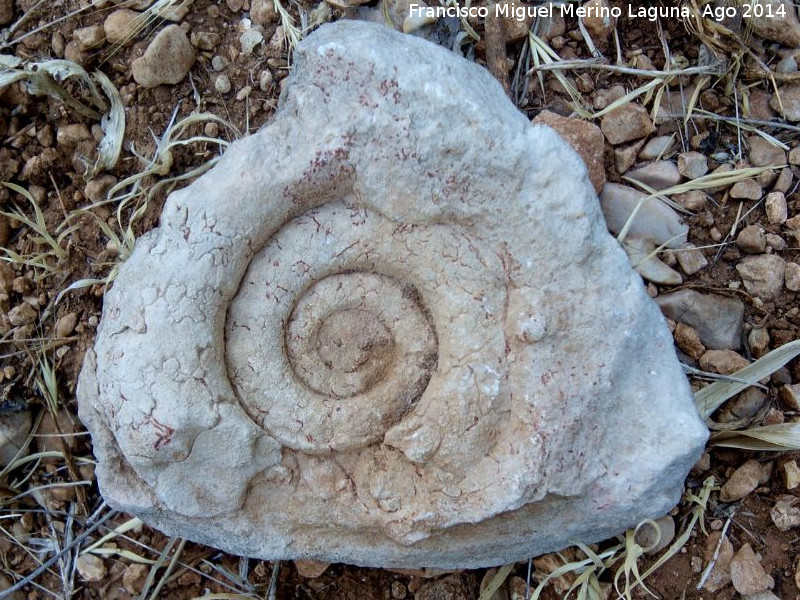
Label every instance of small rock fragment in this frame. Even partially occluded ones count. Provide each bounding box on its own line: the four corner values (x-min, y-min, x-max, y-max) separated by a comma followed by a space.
600, 103, 654, 145
730, 544, 774, 596
673, 190, 708, 211
674, 323, 705, 360
736, 254, 786, 300
655, 290, 743, 350
674, 242, 707, 275
104, 8, 140, 45
719, 460, 762, 502
76, 554, 106, 582
123, 563, 148, 595
785, 262, 800, 292
294, 559, 330, 578
251, 0, 279, 25
777, 55, 798, 74
784, 460, 800, 490
746, 0, 800, 49
215, 74, 231, 94
626, 160, 681, 191
190, 31, 220, 51
699, 349, 749, 375
747, 136, 785, 167
57, 123, 92, 148
639, 135, 674, 161
8, 303, 37, 327
772, 167, 792, 193
240, 24, 264, 55
677, 152, 708, 179
718, 389, 766, 423
533, 111, 605, 193
614, 139, 644, 174
765, 191, 787, 223
623, 235, 682, 285
748, 328, 770, 359
131, 25, 195, 88
415, 574, 477, 600
770, 84, 800, 122
580, 0, 615, 45
771, 500, 800, 531
0, 0, 13, 25
779, 384, 800, 410
391, 580, 408, 599
83, 174, 117, 204
600, 183, 688, 248
55, 312, 78, 338
730, 179, 763, 200
736, 225, 767, 254
73, 25, 105, 51
593, 85, 624, 110
765, 233, 786, 250
0, 411, 32, 467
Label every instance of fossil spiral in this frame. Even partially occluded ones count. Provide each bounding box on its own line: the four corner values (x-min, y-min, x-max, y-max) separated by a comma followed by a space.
78, 20, 707, 568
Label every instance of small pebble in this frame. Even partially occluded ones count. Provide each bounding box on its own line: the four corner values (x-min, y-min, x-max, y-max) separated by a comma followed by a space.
260, 69, 273, 91
785, 262, 800, 292
785, 460, 800, 490
677, 151, 708, 179
736, 225, 766, 254
737, 254, 786, 299
730, 179, 762, 200
731, 544, 774, 596
76, 554, 106, 582
748, 327, 770, 358
211, 55, 228, 71
719, 460, 762, 502
765, 191, 787, 223
236, 85, 253, 101
700, 349, 749, 375
215, 74, 232, 94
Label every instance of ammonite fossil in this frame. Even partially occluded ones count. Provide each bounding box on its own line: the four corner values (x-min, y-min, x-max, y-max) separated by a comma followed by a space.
78, 20, 708, 568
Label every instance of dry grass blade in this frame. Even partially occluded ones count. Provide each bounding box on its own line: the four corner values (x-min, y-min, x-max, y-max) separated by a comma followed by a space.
89, 70, 126, 176
81, 517, 143, 554
273, 0, 303, 54
695, 339, 800, 418
136, 536, 178, 600
710, 423, 800, 451
477, 563, 514, 600
1, 182, 74, 262
528, 32, 590, 116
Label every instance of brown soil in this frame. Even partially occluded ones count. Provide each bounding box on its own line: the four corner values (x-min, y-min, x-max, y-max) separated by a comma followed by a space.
1, 0, 799, 599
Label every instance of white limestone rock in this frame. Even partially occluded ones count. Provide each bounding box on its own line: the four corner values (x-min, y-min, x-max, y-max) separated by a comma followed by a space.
78, 20, 707, 569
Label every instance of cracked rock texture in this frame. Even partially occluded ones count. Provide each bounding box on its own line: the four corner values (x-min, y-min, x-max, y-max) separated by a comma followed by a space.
78, 20, 708, 569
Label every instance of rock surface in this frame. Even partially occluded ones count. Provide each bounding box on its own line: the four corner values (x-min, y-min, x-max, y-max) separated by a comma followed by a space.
78, 21, 707, 569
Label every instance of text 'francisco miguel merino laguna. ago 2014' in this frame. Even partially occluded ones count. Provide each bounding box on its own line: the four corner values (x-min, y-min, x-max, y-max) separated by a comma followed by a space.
407, 2, 786, 23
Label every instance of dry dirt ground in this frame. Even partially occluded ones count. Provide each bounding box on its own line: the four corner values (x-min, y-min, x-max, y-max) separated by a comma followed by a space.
1, 0, 800, 599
